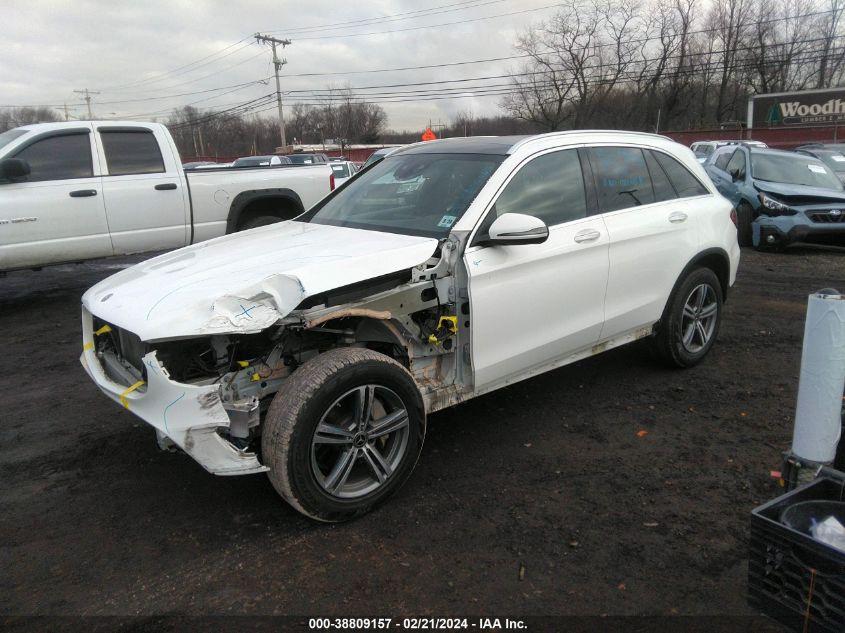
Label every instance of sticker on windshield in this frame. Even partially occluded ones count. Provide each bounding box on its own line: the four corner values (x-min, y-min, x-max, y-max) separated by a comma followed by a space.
808, 164, 826, 173
437, 215, 457, 228
833, 155, 845, 162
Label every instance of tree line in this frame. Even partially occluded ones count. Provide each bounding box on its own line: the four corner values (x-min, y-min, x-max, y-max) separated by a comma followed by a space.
501, 0, 845, 131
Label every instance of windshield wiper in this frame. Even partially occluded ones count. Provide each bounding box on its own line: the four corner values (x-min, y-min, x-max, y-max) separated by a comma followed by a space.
619, 189, 642, 205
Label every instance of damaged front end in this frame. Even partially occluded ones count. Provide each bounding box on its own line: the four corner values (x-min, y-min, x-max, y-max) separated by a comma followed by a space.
80, 233, 473, 476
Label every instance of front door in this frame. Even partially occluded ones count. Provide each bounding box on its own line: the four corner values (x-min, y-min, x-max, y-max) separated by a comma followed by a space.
0, 127, 112, 270
466, 148, 610, 391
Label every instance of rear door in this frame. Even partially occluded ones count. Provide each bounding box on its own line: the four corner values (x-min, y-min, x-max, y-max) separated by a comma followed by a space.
95, 125, 189, 255
0, 126, 112, 270
467, 147, 609, 390
588, 145, 708, 339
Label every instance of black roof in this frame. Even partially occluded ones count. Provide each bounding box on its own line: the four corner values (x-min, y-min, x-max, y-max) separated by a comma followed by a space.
395, 135, 531, 156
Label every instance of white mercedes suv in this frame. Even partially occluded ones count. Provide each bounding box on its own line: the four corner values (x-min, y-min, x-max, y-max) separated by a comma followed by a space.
80, 131, 740, 521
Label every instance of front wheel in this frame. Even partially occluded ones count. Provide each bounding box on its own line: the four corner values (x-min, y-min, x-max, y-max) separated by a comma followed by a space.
651, 267, 723, 368
262, 347, 426, 522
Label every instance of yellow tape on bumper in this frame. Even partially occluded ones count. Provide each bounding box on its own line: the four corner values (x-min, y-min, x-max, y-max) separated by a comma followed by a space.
119, 380, 146, 409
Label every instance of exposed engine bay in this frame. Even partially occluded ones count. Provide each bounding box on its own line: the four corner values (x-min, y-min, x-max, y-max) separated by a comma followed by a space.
86, 234, 472, 462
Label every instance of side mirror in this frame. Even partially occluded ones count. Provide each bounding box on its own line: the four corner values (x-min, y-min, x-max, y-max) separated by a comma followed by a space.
730, 168, 744, 182
0, 158, 30, 182
487, 213, 549, 246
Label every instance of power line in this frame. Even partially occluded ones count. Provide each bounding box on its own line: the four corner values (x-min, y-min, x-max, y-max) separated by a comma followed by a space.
270, 0, 509, 35
99, 39, 255, 91
290, 1, 569, 41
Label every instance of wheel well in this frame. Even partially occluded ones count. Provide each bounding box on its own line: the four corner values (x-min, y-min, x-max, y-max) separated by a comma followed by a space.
237, 197, 302, 229
686, 249, 730, 300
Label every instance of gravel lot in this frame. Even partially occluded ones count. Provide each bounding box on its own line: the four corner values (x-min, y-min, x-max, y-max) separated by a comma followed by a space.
1, 246, 843, 621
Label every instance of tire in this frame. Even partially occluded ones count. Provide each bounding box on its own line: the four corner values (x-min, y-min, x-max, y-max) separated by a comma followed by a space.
651, 267, 723, 368
238, 215, 283, 231
736, 201, 753, 246
262, 347, 426, 522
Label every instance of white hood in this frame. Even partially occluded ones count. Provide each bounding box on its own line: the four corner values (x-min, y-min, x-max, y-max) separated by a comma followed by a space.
82, 221, 438, 341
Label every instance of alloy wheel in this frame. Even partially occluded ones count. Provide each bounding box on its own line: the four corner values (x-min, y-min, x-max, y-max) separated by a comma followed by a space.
310, 385, 410, 499
680, 283, 718, 353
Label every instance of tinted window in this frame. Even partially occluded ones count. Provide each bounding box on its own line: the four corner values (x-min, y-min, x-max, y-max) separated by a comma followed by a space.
653, 151, 709, 197
100, 130, 164, 175
589, 147, 654, 212
306, 153, 503, 238
13, 133, 93, 182
490, 149, 587, 229
714, 150, 732, 171
644, 150, 676, 202
725, 150, 746, 178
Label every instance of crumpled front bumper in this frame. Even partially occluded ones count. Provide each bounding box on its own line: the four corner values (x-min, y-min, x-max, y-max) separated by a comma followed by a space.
80, 308, 268, 476
753, 215, 845, 248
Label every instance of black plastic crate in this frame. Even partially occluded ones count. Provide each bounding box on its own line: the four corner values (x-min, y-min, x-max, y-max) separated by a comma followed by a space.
749, 477, 845, 633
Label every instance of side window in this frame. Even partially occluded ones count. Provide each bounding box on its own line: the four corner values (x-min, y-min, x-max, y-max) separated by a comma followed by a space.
100, 130, 165, 176
644, 150, 676, 202
714, 150, 732, 171
652, 151, 710, 197
13, 133, 93, 182
496, 149, 586, 225
589, 147, 655, 212
724, 150, 746, 179
475, 149, 586, 242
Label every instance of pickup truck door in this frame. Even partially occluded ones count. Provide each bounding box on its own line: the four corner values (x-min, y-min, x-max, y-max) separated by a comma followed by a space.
466, 148, 609, 391
0, 127, 112, 270
95, 126, 189, 254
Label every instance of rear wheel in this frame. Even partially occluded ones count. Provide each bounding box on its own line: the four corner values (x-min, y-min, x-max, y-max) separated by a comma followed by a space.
262, 347, 426, 522
651, 267, 723, 368
736, 201, 753, 246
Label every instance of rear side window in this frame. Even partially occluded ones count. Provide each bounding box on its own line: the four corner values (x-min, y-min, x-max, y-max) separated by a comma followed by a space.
714, 150, 732, 171
643, 150, 676, 202
653, 151, 709, 197
100, 130, 165, 175
589, 147, 655, 212
493, 149, 587, 227
14, 133, 93, 182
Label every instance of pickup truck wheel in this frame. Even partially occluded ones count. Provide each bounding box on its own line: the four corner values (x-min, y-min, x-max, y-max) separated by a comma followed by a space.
736, 202, 753, 246
651, 267, 723, 368
238, 215, 282, 230
262, 347, 426, 522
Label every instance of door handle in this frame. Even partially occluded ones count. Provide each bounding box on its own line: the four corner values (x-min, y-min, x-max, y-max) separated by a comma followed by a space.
155, 183, 178, 190
69, 189, 97, 197
573, 228, 601, 243
669, 212, 688, 223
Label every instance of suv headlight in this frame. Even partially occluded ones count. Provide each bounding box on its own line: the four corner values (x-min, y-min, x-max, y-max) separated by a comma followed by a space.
758, 192, 797, 216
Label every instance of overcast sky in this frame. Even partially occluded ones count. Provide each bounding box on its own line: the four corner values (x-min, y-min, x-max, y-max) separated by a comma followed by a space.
3, 0, 558, 131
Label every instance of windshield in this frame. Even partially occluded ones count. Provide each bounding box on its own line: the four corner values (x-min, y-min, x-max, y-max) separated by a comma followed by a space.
811, 150, 845, 174
751, 153, 843, 190
304, 152, 504, 238
234, 157, 271, 167
331, 163, 350, 178
0, 129, 27, 155
288, 154, 319, 164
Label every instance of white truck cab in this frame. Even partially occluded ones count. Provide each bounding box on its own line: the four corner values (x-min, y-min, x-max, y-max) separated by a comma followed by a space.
0, 121, 333, 272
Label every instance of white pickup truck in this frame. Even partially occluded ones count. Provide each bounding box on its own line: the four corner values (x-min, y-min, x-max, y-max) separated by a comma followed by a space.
0, 121, 334, 272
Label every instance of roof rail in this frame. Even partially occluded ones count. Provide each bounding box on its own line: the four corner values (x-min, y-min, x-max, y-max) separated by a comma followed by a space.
509, 129, 673, 153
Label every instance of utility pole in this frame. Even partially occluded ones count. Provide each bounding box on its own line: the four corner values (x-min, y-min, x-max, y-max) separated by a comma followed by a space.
255, 33, 291, 150
73, 88, 100, 119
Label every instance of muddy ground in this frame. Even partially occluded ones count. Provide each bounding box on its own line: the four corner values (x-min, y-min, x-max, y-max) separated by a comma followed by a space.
1, 247, 843, 625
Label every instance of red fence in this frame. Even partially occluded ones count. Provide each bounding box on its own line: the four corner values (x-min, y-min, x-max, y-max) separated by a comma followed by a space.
663, 125, 845, 149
